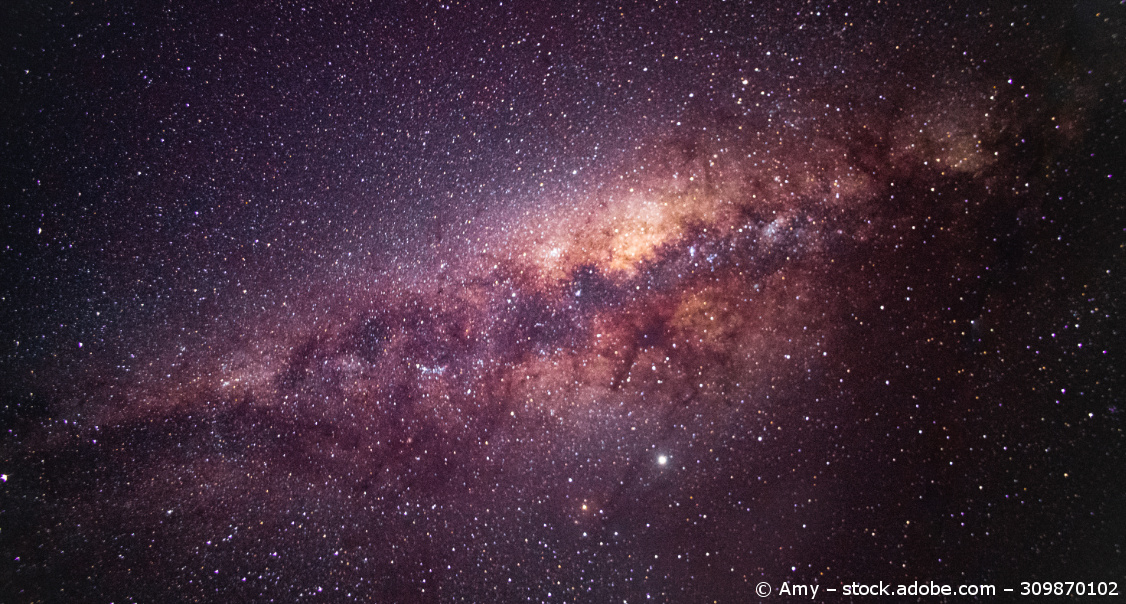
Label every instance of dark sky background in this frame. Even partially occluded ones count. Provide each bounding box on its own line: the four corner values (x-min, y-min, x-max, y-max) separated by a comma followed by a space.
2, 0, 1124, 601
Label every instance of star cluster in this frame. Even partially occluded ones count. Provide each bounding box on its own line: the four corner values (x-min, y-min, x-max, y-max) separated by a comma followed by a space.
2, 1, 1124, 602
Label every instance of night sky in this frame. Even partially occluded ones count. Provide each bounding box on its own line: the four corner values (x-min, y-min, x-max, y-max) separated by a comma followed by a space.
2, 0, 1124, 601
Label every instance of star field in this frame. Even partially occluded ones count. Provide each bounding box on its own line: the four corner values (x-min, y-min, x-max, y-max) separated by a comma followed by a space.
2, 1, 1124, 602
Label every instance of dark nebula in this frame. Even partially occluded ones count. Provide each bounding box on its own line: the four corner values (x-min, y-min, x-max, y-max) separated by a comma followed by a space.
2, 1, 1124, 601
